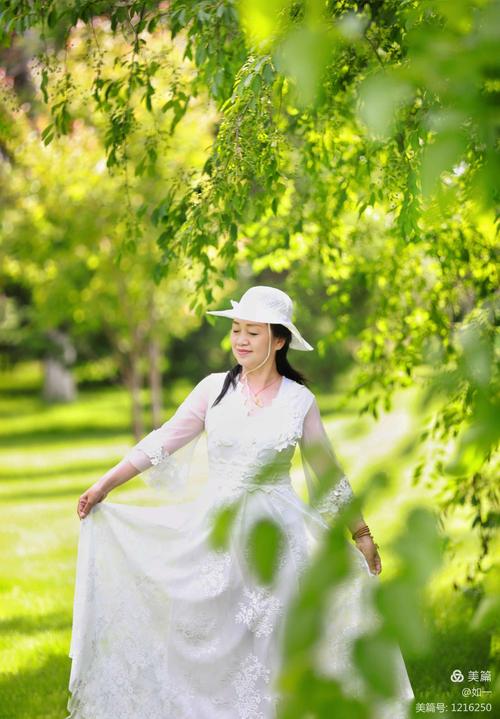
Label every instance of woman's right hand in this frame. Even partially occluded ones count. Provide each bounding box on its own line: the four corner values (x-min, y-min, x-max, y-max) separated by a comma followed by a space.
355, 535, 382, 575
77, 481, 109, 520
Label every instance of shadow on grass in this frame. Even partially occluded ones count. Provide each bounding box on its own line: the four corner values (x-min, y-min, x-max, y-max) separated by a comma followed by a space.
0, 651, 71, 719
0, 459, 122, 482
0, 483, 120, 502
0, 611, 73, 636
0, 426, 131, 448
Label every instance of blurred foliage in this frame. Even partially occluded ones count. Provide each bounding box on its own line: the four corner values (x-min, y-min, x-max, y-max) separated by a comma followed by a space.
209, 450, 449, 717
0, 2, 498, 708
0, 23, 217, 390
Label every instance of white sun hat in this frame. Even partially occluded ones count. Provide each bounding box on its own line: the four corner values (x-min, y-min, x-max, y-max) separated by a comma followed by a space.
206, 285, 313, 351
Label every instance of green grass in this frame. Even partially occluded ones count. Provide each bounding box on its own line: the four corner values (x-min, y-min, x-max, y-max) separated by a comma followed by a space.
0, 362, 494, 718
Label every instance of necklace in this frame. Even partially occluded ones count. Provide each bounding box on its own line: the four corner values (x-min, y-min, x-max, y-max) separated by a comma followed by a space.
242, 374, 282, 407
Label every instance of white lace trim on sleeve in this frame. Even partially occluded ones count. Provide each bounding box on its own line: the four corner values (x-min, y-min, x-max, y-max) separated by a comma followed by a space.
313, 475, 355, 517
123, 374, 213, 495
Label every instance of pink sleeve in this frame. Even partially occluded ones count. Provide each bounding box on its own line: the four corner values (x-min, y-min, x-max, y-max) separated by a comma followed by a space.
124, 374, 213, 472
299, 396, 355, 521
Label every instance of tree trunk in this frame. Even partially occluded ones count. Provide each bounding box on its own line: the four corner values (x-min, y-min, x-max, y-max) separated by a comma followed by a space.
42, 329, 77, 402
148, 336, 163, 428
124, 351, 144, 441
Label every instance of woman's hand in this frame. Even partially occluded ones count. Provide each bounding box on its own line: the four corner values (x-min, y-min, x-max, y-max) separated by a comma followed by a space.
77, 481, 109, 520
355, 535, 382, 575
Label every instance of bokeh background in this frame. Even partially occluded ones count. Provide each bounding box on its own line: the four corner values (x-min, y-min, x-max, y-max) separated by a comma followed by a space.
1, 2, 498, 718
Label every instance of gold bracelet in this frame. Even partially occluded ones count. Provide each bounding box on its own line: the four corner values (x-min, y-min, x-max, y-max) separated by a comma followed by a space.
351, 524, 372, 540
351, 525, 378, 549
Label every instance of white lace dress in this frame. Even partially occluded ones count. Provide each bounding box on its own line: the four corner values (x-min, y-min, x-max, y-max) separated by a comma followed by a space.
66, 372, 415, 719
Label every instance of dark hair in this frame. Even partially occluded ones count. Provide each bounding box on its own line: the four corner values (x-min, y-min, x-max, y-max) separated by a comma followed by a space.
211, 323, 310, 408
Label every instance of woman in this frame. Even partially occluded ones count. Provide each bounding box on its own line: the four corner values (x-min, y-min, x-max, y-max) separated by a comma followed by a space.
67, 285, 414, 718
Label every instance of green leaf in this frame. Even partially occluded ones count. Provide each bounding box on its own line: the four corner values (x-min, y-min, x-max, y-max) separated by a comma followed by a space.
209, 503, 240, 550
246, 518, 285, 584
421, 131, 467, 198
41, 123, 54, 142
374, 579, 430, 655
470, 594, 500, 633
47, 9, 58, 28
358, 71, 413, 139
195, 42, 207, 67
262, 62, 275, 84
392, 508, 444, 585
352, 632, 401, 698
274, 26, 333, 107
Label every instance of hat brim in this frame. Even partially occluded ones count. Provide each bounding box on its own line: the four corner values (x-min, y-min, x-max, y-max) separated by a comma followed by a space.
206, 309, 313, 351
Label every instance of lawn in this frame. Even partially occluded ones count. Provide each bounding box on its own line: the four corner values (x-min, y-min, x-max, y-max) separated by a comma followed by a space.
0, 362, 493, 719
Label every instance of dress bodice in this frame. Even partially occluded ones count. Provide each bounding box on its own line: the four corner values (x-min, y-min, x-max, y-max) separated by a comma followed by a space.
203, 373, 315, 504
123, 371, 356, 524
206, 374, 313, 453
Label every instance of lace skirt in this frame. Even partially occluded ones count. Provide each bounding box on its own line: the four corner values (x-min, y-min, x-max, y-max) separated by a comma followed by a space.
66, 486, 415, 719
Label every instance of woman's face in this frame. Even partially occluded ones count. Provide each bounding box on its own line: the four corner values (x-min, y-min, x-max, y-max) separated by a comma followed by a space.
230, 319, 284, 369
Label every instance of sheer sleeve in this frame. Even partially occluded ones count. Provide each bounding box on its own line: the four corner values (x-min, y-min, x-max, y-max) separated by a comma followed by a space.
123, 373, 213, 494
299, 396, 355, 524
